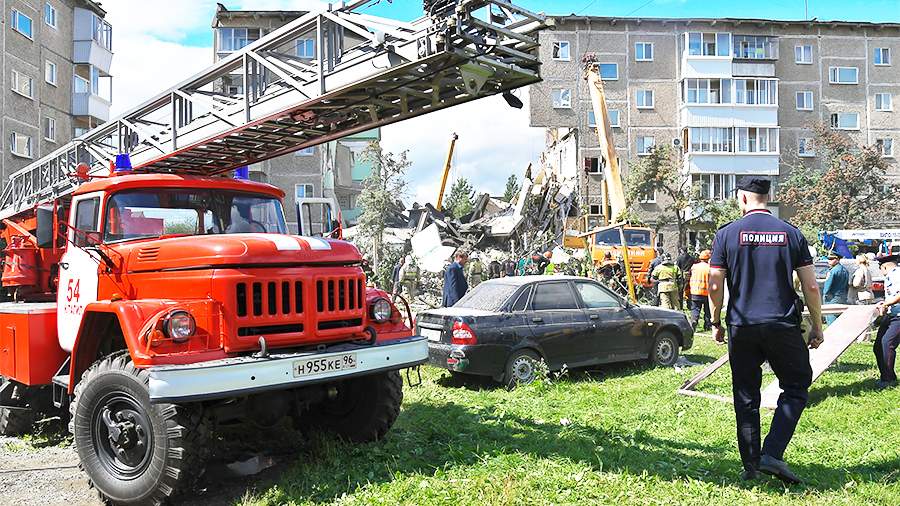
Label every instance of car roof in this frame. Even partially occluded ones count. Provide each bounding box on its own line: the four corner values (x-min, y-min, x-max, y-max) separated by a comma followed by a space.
477, 275, 592, 288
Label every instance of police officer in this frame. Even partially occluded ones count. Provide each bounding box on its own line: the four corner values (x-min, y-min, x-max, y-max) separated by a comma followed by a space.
708, 177, 824, 484
874, 254, 900, 389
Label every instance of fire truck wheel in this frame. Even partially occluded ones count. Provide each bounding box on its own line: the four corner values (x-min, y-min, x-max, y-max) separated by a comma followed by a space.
299, 370, 402, 443
71, 352, 208, 506
0, 406, 34, 436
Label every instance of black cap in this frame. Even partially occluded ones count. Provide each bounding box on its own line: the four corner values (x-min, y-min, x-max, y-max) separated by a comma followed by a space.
735, 177, 771, 195
877, 254, 900, 264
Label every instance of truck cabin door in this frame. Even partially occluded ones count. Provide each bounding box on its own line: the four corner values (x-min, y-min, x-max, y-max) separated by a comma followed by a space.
57, 193, 103, 353
296, 197, 341, 239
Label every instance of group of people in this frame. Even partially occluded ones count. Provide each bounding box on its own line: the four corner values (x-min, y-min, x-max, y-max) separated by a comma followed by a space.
648, 248, 714, 331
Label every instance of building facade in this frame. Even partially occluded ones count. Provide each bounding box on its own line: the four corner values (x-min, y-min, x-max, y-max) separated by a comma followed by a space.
530, 16, 900, 250
211, 5, 375, 232
2, 0, 111, 180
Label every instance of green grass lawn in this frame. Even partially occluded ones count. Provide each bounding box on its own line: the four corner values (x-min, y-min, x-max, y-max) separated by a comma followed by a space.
244, 335, 900, 506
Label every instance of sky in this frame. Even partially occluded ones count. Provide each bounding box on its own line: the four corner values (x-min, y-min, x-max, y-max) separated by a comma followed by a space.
103, 0, 900, 205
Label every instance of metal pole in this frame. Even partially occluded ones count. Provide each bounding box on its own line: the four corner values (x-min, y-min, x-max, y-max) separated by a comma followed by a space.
435, 133, 458, 211
619, 226, 637, 303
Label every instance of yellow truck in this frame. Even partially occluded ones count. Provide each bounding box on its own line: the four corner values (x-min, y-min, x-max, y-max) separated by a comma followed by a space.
590, 227, 656, 287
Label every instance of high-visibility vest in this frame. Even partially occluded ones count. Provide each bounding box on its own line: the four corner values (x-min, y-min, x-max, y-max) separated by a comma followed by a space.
690, 262, 710, 296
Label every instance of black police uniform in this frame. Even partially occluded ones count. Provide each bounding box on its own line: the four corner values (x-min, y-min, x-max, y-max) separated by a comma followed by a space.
710, 207, 814, 473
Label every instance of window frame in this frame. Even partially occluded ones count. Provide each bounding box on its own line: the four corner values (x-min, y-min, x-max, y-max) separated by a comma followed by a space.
636, 89, 654, 109
551, 88, 572, 109
794, 44, 812, 64
11, 9, 34, 39
294, 183, 314, 200
635, 42, 654, 62
9, 132, 33, 158
795, 91, 813, 111
877, 138, 894, 158
830, 112, 860, 131
294, 146, 315, 156
598, 63, 619, 81
11, 70, 34, 99
637, 136, 655, 156
574, 281, 623, 309
691, 173, 737, 201
874, 47, 891, 66
44, 116, 56, 142
44, 2, 57, 29
828, 66, 859, 85
798, 137, 815, 157
296, 38, 315, 58
531, 281, 581, 311
551, 40, 571, 61
875, 93, 893, 112
45, 60, 58, 86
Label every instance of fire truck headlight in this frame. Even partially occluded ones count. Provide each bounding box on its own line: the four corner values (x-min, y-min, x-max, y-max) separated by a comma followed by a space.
164, 310, 196, 342
371, 298, 392, 323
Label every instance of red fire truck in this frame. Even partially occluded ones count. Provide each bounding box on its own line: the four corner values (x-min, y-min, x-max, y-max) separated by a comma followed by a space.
0, 1, 544, 504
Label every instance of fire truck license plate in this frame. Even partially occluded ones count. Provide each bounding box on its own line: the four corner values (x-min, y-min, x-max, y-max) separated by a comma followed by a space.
293, 353, 357, 377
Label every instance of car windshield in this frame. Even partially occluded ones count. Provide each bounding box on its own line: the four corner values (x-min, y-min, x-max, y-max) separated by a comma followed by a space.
595, 229, 652, 246
103, 189, 287, 243
454, 282, 520, 311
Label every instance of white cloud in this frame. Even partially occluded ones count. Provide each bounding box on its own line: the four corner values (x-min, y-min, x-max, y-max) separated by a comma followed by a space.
380, 90, 544, 206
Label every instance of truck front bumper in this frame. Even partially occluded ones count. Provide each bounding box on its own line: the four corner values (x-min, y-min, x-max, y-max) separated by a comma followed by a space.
147, 337, 427, 403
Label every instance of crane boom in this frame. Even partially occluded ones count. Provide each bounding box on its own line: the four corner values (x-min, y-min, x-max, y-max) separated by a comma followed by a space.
435, 133, 459, 211
0, 1, 545, 220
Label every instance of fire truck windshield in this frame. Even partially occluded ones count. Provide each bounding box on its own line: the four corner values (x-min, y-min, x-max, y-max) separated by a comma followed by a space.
103, 189, 287, 243
595, 229, 652, 247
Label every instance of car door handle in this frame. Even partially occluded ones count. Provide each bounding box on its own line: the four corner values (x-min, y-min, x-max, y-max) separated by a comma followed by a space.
589, 314, 599, 320
532, 317, 544, 323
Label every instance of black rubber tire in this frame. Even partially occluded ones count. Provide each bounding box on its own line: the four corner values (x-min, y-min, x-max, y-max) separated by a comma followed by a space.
650, 331, 680, 367
503, 349, 541, 388
0, 406, 34, 436
300, 370, 403, 443
71, 353, 208, 506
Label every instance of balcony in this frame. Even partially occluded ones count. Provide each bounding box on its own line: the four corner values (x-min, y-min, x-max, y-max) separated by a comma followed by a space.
73, 92, 110, 121
73, 64, 112, 122
73, 8, 113, 75
685, 151, 779, 176
680, 104, 778, 128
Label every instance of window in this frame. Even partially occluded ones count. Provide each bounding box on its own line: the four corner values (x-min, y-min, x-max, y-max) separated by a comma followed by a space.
877, 138, 894, 157
639, 190, 657, 204
830, 112, 860, 130
295, 146, 315, 156
796, 91, 813, 110
74, 198, 100, 247
552, 41, 570, 61
218, 28, 261, 52
688, 128, 734, 153
532, 282, 579, 310
296, 38, 315, 58
44, 3, 57, 29
829, 67, 858, 84
551, 88, 571, 109
798, 137, 815, 157
736, 127, 779, 153
575, 282, 620, 309
733, 79, 777, 105
687, 32, 730, 56
511, 286, 532, 312
91, 14, 112, 51
584, 157, 601, 174
684, 78, 731, 104
589, 204, 602, 215
44, 117, 56, 142
11, 9, 33, 38
794, 45, 812, 64
608, 109, 620, 127
875, 93, 893, 111
637, 136, 655, 155
732, 35, 778, 60
11, 70, 34, 99
9, 132, 32, 158
45, 60, 57, 86
692, 174, 736, 201
635, 42, 653, 61
874, 47, 891, 66
636, 89, 654, 109
599, 63, 618, 80
295, 184, 314, 199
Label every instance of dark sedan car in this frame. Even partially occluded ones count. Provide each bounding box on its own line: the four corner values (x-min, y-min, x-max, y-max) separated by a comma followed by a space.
418, 275, 694, 386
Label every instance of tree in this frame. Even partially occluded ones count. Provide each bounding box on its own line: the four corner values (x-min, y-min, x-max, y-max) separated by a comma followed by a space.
357, 141, 409, 285
502, 174, 521, 203
623, 144, 692, 249
444, 177, 476, 218
779, 124, 898, 232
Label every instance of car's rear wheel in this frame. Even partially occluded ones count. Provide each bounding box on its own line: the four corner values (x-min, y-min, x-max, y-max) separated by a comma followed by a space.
651, 331, 680, 367
504, 349, 541, 387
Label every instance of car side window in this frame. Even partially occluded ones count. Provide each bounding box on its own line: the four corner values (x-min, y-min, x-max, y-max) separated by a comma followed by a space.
511, 286, 532, 311
576, 282, 621, 309
74, 197, 100, 247
532, 282, 579, 310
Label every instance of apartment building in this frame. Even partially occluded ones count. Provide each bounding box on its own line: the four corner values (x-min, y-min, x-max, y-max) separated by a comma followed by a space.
212, 5, 377, 232
530, 16, 900, 249
2, 0, 112, 180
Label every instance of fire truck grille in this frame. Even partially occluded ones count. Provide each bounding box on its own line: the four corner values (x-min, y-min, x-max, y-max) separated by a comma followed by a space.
316, 278, 364, 314
235, 280, 303, 318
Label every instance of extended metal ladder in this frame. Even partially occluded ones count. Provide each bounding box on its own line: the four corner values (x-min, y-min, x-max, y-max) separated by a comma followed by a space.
0, 0, 545, 220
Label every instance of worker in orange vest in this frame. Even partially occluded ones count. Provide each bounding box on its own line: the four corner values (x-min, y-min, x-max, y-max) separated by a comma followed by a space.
689, 249, 713, 331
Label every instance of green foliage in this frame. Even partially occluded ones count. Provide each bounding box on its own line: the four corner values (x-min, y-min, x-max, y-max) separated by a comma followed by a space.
699, 198, 742, 230
623, 144, 691, 248
444, 177, 476, 219
779, 124, 899, 231
502, 174, 521, 203
242, 339, 900, 506
357, 141, 409, 276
